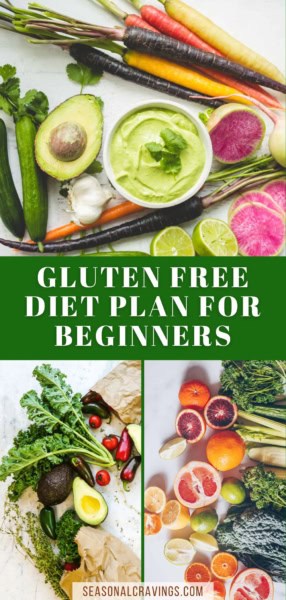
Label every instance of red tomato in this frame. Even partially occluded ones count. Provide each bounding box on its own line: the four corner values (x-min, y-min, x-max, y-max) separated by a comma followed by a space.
89, 415, 102, 429
102, 435, 119, 451
96, 470, 111, 486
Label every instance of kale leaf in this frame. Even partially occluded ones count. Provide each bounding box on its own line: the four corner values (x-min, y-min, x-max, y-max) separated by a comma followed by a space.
56, 510, 82, 562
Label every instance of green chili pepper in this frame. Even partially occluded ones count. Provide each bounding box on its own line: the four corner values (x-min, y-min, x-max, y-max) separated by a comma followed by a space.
82, 402, 111, 421
39, 506, 57, 540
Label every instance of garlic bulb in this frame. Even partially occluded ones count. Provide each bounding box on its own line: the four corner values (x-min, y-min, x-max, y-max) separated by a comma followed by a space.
69, 174, 114, 225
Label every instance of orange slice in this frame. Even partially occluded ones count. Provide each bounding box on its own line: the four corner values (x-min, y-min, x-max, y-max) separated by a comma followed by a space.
213, 580, 226, 599
211, 552, 238, 580
184, 562, 212, 583
144, 486, 166, 514
161, 499, 190, 530
144, 512, 162, 536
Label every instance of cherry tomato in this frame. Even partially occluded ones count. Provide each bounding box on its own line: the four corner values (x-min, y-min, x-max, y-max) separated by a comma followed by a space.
102, 435, 119, 451
64, 562, 79, 572
96, 470, 111, 486
89, 415, 102, 429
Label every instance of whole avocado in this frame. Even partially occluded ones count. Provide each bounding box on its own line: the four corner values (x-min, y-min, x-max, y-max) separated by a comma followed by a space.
37, 463, 74, 506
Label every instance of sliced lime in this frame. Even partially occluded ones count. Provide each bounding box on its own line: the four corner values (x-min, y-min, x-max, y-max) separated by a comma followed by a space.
164, 538, 196, 566
159, 437, 187, 460
189, 532, 218, 552
151, 226, 195, 257
192, 218, 238, 256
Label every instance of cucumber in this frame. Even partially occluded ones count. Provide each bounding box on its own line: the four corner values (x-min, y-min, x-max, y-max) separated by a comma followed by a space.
15, 116, 48, 242
0, 119, 25, 238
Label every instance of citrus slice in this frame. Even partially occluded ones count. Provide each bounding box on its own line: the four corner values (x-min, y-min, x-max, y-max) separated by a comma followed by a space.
164, 538, 196, 566
184, 562, 212, 583
174, 461, 221, 509
176, 409, 206, 444
192, 218, 238, 256
161, 499, 190, 530
213, 580, 226, 599
190, 532, 218, 553
159, 437, 187, 460
230, 568, 274, 600
144, 512, 162, 535
211, 552, 238, 580
204, 396, 237, 430
150, 226, 195, 257
144, 486, 166, 514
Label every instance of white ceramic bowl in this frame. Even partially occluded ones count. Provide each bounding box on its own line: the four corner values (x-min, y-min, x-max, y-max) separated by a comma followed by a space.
103, 99, 213, 209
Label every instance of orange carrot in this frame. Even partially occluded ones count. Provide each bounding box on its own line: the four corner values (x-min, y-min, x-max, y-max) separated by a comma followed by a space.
28, 200, 142, 244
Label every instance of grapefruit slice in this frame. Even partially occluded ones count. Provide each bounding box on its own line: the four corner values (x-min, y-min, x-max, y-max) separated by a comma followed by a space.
204, 396, 237, 430
176, 409, 206, 444
229, 202, 285, 256
230, 569, 274, 600
174, 461, 221, 508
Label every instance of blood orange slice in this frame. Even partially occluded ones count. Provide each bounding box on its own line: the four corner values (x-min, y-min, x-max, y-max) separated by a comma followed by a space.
176, 409, 206, 444
204, 396, 237, 430
230, 569, 274, 600
184, 562, 211, 583
174, 461, 221, 508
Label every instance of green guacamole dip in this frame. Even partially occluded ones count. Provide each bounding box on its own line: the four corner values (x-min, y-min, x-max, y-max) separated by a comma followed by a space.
110, 107, 206, 204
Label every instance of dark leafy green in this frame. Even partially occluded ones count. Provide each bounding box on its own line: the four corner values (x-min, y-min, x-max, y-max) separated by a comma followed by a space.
243, 466, 286, 510
0, 64, 48, 124
220, 360, 286, 411
56, 510, 82, 562
216, 504, 286, 582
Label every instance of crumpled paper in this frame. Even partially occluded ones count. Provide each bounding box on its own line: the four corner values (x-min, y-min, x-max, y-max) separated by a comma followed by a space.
60, 527, 141, 599
91, 361, 141, 424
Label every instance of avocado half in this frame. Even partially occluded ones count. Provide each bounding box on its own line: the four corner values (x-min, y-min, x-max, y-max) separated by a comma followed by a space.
35, 95, 103, 181
73, 477, 108, 526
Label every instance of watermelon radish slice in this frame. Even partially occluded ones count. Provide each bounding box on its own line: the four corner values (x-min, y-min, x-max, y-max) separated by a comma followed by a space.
230, 568, 274, 600
174, 460, 221, 509
262, 178, 286, 212
229, 190, 284, 218
229, 202, 285, 256
207, 104, 265, 164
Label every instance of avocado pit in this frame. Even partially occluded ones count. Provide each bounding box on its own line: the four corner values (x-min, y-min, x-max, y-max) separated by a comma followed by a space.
49, 121, 87, 162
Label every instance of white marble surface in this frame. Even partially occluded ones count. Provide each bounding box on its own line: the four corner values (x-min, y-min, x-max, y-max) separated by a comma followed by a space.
0, 360, 141, 599
0, 0, 285, 255
144, 360, 284, 598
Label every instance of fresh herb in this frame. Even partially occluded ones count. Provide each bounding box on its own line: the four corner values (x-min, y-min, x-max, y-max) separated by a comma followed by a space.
146, 127, 187, 175
0, 365, 114, 500
56, 510, 82, 563
199, 108, 214, 125
86, 159, 103, 174
220, 360, 286, 412
243, 465, 286, 510
66, 62, 103, 93
0, 64, 48, 124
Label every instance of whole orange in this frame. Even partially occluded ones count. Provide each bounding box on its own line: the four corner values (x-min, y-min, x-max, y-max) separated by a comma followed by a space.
206, 431, 245, 471
179, 380, 210, 409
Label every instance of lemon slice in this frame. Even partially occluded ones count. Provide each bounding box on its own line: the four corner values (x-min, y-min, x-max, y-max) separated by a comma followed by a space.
190, 532, 218, 552
151, 226, 195, 257
164, 538, 196, 566
159, 437, 187, 460
192, 218, 238, 256
144, 486, 166, 514
162, 500, 190, 530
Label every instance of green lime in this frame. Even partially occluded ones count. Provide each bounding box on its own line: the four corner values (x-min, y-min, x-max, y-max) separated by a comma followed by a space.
190, 508, 218, 534
150, 226, 195, 257
221, 477, 246, 505
192, 218, 238, 256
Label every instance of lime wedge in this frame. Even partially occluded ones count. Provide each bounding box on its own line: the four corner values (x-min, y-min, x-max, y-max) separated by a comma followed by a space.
151, 226, 195, 257
190, 532, 218, 553
159, 437, 187, 460
164, 538, 196, 566
192, 218, 238, 256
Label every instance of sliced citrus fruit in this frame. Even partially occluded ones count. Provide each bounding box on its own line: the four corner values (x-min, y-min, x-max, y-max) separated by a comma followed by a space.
190, 508, 218, 533
204, 396, 237, 430
176, 409, 206, 444
164, 538, 196, 566
230, 568, 274, 600
159, 437, 187, 460
161, 499, 190, 530
192, 218, 238, 257
144, 512, 162, 535
179, 380, 211, 409
206, 431, 245, 471
213, 580, 226, 599
174, 461, 221, 509
211, 552, 238, 580
184, 562, 211, 583
190, 532, 218, 553
144, 486, 166, 514
151, 226, 195, 257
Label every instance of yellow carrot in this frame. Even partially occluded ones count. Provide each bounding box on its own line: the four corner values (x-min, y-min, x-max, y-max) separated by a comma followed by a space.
124, 50, 252, 105
162, 0, 285, 84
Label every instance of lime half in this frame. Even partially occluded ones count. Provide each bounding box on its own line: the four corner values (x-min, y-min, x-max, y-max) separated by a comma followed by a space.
151, 226, 195, 257
190, 532, 218, 553
192, 218, 238, 256
164, 538, 196, 566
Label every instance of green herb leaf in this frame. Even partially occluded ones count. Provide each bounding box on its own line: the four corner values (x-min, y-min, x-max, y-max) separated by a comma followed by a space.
66, 62, 103, 92
0, 64, 17, 82
145, 142, 163, 162
0, 94, 14, 115
199, 108, 214, 125
17, 89, 49, 124
86, 159, 103, 174
160, 128, 187, 154
243, 465, 286, 510
161, 150, 182, 175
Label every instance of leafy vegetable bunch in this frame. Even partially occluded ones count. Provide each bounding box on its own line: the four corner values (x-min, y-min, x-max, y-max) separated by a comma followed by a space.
56, 510, 82, 563
0, 364, 114, 501
0, 64, 48, 124
220, 360, 286, 411
243, 466, 286, 510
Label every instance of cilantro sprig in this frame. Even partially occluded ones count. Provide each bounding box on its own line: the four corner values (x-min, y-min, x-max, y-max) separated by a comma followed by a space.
66, 62, 103, 93
0, 64, 48, 124
145, 127, 188, 175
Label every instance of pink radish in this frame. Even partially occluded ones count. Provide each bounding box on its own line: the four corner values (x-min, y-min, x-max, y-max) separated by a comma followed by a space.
229, 189, 284, 218
207, 104, 265, 164
262, 178, 286, 212
229, 202, 285, 256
